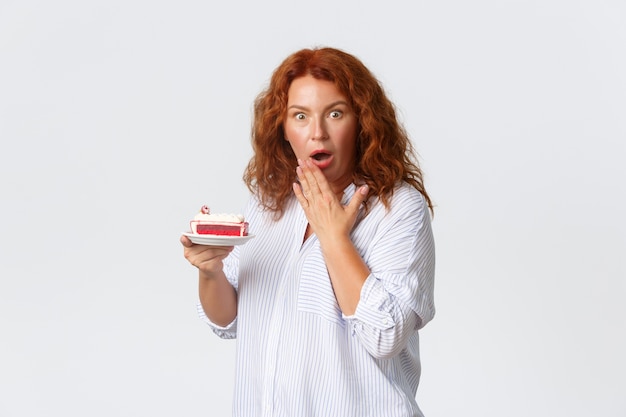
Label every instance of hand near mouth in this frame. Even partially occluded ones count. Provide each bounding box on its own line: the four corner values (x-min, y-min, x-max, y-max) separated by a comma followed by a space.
293, 158, 371, 315
293, 158, 368, 243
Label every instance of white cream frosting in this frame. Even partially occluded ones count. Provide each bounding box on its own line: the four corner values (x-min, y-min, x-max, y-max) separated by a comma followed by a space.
193, 212, 245, 223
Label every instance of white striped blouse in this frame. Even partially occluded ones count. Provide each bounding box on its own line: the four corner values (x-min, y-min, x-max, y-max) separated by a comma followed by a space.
198, 182, 436, 417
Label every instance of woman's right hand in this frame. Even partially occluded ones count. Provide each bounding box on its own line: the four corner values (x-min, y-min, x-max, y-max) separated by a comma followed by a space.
181, 235, 238, 326
180, 235, 234, 276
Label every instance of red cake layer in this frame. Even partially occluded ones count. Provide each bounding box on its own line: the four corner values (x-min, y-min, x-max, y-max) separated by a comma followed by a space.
193, 222, 249, 236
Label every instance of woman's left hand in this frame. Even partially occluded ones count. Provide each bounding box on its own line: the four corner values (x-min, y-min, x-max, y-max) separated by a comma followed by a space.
293, 158, 369, 242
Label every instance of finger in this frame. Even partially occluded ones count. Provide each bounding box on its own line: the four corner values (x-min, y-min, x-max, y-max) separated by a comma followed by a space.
295, 161, 315, 197
199, 246, 235, 264
292, 182, 309, 208
180, 235, 194, 247
197, 245, 235, 256
304, 159, 335, 197
346, 184, 369, 216
186, 245, 234, 268
298, 159, 323, 197
185, 244, 232, 261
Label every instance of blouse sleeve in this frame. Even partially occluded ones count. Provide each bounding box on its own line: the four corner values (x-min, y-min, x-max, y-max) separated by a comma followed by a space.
344, 189, 435, 359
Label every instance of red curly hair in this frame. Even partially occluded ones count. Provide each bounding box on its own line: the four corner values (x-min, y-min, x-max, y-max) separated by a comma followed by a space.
243, 47, 433, 218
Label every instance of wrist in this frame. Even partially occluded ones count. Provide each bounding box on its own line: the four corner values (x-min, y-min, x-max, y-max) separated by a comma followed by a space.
199, 268, 224, 281
319, 232, 352, 252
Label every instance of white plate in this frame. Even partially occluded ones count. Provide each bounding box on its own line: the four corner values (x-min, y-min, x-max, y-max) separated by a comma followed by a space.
182, 232, 255, 246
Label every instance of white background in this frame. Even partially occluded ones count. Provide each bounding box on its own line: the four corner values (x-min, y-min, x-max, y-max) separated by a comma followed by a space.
1, 0, 624, 416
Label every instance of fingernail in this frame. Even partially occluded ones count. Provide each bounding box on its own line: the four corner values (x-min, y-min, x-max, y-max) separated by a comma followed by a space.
360, 185, 369, 195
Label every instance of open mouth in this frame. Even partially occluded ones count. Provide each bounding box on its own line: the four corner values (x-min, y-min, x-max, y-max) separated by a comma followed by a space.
309, 150, 333, 169
311, 150, 331, 161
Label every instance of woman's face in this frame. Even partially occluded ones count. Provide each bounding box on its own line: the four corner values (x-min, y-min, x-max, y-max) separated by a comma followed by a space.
284, 75, 358, 195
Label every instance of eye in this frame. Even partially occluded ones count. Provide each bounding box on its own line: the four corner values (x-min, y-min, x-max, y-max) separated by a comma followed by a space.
329, 110, 343, 119
295, 112, 306, 120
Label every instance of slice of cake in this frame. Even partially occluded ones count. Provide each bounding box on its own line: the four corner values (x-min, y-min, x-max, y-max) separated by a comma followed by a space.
190, 205, 249, 236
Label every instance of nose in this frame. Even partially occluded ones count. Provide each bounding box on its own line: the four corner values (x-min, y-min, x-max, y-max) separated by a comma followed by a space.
311, 117, 328, 141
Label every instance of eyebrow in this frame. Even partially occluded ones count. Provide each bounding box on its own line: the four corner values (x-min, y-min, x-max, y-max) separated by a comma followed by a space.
287, 100, 350, 112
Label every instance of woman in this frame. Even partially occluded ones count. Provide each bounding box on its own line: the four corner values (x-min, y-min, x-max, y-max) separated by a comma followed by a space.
181, 47, 435, 417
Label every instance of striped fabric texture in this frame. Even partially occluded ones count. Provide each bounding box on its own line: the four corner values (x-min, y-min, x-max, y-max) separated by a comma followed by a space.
199, 182, 436, 417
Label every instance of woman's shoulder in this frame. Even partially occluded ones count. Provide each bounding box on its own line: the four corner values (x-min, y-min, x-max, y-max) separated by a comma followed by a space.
358, 182, 431, 241
362, 182, 430, 230
387, 182, 429, 213
362, 182, 428, 224
394, 181, 426, 198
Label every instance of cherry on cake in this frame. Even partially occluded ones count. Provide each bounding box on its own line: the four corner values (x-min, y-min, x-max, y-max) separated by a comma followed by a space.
190, 205, 249, 236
